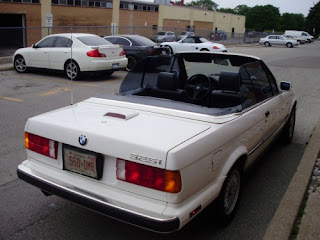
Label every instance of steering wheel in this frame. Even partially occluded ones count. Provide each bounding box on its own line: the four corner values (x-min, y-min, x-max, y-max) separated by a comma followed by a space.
185, 74, 211, 100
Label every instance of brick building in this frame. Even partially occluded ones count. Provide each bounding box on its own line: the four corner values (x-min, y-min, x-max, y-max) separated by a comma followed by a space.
0, 0, 245, 47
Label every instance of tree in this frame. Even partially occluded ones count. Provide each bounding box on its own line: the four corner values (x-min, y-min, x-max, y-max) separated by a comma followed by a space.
246, 5, 281, 31
217, 8, 236, 14
234, 4, 251, 16
305, 1, 320, 36
185, 0, 218, 11
281, 13, 305, 31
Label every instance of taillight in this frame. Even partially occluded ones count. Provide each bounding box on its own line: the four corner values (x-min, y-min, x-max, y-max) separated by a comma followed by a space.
120, 49, 126, 56
25, 132, 58, 159
87, 49, 106, 57
213, 46, 220, 49
116, 159, 181, 193
146, 47, 153, 55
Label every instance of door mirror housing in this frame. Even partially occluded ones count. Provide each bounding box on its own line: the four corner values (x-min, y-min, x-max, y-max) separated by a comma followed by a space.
280, 81, 291, 91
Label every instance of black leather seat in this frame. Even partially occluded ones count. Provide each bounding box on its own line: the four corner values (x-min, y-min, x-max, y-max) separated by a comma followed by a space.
210, 72, 242, 108
148, 72, 184, 101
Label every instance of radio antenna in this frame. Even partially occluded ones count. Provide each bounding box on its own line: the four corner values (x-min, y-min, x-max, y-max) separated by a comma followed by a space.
70, 27, 74, 105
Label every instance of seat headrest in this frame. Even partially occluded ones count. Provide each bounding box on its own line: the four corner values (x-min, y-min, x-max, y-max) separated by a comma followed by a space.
219, 72, 240, 92
157, 72, 177, 91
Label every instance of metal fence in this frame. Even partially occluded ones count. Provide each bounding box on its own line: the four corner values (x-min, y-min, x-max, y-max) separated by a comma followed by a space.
0, 25, 278, 54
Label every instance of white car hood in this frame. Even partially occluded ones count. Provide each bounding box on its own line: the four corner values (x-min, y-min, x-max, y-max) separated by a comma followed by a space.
26, 100, 212, 168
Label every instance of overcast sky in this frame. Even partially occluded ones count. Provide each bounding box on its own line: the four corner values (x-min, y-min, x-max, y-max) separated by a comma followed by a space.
208, 0, 316, 16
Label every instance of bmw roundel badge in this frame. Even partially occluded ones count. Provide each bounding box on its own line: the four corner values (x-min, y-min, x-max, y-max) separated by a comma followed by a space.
79, 134, 88, 146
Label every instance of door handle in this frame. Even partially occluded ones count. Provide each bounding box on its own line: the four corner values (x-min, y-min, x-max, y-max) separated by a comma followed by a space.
265, 111, 270, 118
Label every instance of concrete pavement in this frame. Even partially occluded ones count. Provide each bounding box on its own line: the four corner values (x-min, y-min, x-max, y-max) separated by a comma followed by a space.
0, 54, 320, 239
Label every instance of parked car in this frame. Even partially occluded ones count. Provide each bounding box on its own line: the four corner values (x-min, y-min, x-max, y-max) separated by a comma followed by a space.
285, 30, 314, 43
152, 31, 176, 43
13, 33, 127, 79
259, 35, 298, 48
18, 51, 296, 233
282, 34, 306, 44
160, 36, 227, 54
176, 31, 195, 41
104, 35, 169, 70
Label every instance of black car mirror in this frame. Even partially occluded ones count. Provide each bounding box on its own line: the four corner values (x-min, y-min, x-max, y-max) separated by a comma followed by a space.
280, 81, 291, 91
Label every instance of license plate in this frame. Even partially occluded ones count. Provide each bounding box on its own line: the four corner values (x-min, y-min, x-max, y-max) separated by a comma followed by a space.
63, 145, 103, 179
112, 63, 120, 69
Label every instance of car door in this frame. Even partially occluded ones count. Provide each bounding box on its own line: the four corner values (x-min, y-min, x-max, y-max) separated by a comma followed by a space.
29, 36, 57, 68
268, 36, 277, 45
240, 61, 288, 166
48, 36, 73, 70
178, 37, 197, 52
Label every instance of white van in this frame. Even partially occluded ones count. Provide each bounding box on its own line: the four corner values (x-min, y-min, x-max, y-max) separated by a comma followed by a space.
284, 30, 314, 43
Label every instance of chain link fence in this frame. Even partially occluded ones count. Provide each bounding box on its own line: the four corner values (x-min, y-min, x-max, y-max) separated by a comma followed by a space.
0, 25, 280, 56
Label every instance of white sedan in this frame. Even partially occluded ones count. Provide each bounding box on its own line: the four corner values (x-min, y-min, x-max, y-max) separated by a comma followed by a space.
160, 36, 227, 54
18, 52, 296, 233
13, 33, 128, 79
259, 35, 299, 48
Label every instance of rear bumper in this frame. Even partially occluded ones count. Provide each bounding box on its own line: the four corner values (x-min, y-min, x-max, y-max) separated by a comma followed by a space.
17, 166, 180, 233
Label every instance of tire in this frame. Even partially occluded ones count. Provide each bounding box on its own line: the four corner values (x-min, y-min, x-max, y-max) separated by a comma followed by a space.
282, 105, 296, 144
65, 60, 81, 80
216, 163, 242, 225
286, 42, 293, 48
126, 55, 137, 71
166, 46, 173, 55
264, 42, 271, 47
14, 55, 27, 73
297, 40, 301, 44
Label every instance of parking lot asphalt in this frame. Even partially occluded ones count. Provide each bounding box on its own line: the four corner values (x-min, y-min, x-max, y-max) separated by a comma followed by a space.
1, 49, 319, 239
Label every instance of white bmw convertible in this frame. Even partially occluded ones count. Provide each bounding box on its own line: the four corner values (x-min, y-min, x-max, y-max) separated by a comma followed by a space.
17, 52, 296, 233
160, 36, 227, 54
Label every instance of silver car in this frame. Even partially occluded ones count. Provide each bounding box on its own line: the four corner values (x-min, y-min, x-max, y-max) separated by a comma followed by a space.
259, 35, 298, 48
152, 31, 176, 43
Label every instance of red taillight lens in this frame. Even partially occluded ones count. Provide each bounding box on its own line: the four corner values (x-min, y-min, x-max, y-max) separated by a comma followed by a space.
213, 46, 220, 49
146, 48, 153, 56
120, 49, 126, 56
25, 132, 58, 159
116, 159, 181, 193
87, 49, 106, 57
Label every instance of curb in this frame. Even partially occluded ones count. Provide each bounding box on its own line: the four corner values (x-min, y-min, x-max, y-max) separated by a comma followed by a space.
262, 121, 320, 240
0, 63, 13, 71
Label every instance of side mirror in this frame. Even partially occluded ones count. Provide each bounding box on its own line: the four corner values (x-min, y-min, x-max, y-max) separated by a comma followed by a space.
32, 44, 38, 48
280, 81, 291, 91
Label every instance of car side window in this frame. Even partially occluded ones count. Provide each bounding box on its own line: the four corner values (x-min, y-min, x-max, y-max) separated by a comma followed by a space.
105, 37, 117, 44
116, 38, 131, 46
37, 36, 57, 48
240, 61, 275, 103
182, 38, 195, 43
54, 37, 72, 47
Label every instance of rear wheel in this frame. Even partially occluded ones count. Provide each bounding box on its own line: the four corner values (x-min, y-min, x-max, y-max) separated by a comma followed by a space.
14, 55, 27, 73
126, 55, 137, 71
282, 105, 296, 144
286, 42, 293, 48
65, 60, 81, 80
264, 42, 271, 47
216, 163, 242, 225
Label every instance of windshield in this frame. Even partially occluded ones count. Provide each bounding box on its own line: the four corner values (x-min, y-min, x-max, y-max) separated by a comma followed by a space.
130, 36, 157, 46
77, 35, 112, 46
157, 32, 166, 36
199, 37, 209, 42
118, 53, 262, 115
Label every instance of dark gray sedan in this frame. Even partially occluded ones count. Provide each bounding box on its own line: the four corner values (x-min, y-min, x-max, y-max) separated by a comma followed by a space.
104, 35, 169, 70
